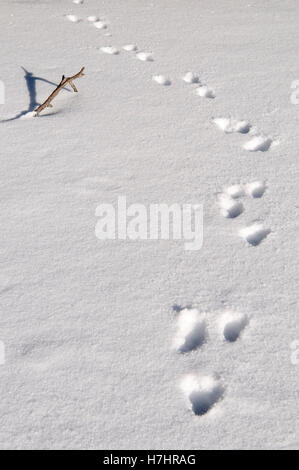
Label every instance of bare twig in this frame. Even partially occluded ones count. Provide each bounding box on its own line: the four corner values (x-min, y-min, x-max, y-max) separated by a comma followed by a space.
34, 67, 85, 116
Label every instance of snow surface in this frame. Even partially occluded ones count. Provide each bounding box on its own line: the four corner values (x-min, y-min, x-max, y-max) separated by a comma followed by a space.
0, 0, 299, 450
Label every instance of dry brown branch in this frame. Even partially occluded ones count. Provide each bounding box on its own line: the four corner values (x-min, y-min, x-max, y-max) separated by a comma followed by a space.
35, 67, 85, 116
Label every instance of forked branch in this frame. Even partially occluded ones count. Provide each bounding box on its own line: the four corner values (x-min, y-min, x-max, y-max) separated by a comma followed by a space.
35, 67, 85, 116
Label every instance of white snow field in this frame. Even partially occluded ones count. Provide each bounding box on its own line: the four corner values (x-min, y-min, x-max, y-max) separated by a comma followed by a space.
0, 0, 299, 450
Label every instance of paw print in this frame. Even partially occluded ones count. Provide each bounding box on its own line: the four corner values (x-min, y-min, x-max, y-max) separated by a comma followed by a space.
183, 72, 216, 99
217, 181, 271, 246
173, 307, 248, 416
213, 117, 278, 152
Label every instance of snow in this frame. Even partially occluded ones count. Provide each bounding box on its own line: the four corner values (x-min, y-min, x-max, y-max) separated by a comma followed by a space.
0, 0, 299, 450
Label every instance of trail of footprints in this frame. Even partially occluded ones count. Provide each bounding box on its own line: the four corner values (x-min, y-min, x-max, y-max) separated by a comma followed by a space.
65, 6, 215, 93
174, 307, 248, 415
67, 2, 278, 157
67, 1, 277, 416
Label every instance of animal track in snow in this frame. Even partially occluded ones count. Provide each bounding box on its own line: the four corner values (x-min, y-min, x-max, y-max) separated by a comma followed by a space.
94, 20, 108, 30
218, 181, 266, 218
243, 135, 273, 152
123, 44, 138, 52
182, 73, 215, 99
152, 75, 171, 86
136, 52, 153, 62
173, 308, 207, 353
223, 181, 266, 199
213, 118, 251, 134
218, 183, 270, 245
213, 117, 277, 152
219, 312, 248, 342
172, 305, 249, 416
246, 181, 266, 198
180, 374, 225, 416
195, 85, 215, 99
183, 72, 200, 84
87, 16, 99, 23
100, 46, 119, 55
218, 194, 244, 218
225, 184, 245, 199
239, 223, 271, 246
66, 15, 80, 23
